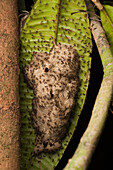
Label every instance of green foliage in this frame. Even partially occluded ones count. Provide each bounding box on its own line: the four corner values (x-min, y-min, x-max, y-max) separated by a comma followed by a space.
20, 0, 92, 169
100, 5, 113, 54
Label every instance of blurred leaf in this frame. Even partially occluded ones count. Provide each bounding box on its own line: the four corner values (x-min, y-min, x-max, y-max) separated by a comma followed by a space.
100, 5, 113, 53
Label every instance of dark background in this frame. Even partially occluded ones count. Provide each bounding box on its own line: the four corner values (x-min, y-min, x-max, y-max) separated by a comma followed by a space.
20, 1, 113, 169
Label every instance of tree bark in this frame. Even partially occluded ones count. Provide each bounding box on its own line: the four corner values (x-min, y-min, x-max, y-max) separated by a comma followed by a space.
0, 0, 20, 169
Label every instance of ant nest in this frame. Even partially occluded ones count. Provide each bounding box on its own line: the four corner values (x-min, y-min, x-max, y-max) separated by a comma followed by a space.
24, 43, 80, 155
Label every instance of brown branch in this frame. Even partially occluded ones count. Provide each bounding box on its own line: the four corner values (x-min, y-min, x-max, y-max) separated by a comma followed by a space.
91, 0, 113, 28
91, 0, 103, 10
0, 0, 20, 169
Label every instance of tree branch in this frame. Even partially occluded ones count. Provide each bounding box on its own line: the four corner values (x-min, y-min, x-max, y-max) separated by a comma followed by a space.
64, 0, 113, 169
0, 0, 20, 169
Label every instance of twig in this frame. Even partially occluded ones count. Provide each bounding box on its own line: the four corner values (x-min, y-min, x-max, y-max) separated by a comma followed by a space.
64, 0, 113, 169
91, 0, 113, 27
91, 0, 103, 10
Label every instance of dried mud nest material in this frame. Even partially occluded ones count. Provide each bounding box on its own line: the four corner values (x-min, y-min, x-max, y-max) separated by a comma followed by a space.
24, 43, 80, 155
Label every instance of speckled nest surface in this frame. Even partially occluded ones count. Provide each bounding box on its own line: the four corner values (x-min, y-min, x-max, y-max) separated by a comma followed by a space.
24, 43, 80, 155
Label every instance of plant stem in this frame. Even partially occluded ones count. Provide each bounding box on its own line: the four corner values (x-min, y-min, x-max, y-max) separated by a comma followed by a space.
64, 1, 113, 169
91, 0, 113, 27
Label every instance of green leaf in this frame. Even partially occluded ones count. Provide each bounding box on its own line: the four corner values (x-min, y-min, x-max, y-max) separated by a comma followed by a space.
20, 0, 92, 169
100, 5, 113, 54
